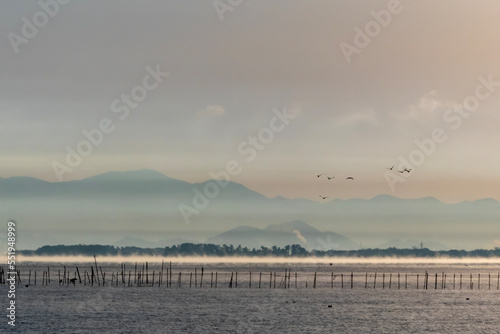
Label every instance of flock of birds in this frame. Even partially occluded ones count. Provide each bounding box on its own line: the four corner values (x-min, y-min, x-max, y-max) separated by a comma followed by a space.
315, 165, 412, 200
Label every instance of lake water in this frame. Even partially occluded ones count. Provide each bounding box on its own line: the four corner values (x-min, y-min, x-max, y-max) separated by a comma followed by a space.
1, 260, 500, 333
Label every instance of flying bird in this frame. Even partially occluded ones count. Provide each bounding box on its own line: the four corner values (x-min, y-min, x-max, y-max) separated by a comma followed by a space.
346, 177, 354, 180
327, 176, 335, 180
316, 174, 324, 178
319, 195, 328, 199
404, 168, 412, 173
387, 165, 394, 170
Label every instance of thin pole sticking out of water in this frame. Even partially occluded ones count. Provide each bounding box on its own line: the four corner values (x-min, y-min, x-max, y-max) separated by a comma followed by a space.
200, 267, 204, 288
93, 256, 100, 286
76, 267, 82, 284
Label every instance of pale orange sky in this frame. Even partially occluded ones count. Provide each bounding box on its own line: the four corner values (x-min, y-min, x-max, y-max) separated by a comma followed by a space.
1, 0, 500, 202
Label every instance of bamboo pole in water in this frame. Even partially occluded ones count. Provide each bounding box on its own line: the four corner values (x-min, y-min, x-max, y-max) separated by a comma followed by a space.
160, 260, 164, 286
169, 262, 172, 288
200, 266, 203, 288
93, 256, 100, 286
76, 267, 82, 284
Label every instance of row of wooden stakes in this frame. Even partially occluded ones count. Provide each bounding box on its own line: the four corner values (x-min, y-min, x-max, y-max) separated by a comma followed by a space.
1, 263, 500, 290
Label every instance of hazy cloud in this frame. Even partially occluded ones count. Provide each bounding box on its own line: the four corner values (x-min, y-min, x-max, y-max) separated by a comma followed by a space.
197, 105, 226, 118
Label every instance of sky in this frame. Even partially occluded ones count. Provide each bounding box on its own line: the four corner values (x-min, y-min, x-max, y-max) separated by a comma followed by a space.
2, 0, 500, 203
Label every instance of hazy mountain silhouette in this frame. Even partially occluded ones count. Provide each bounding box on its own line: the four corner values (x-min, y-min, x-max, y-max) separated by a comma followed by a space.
2, 169, 500, 250
207, 220, 358, 250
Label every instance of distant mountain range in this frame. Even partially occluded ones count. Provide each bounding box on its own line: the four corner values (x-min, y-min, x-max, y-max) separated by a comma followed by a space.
2, 169, 500, 250
207, 220, 358, 250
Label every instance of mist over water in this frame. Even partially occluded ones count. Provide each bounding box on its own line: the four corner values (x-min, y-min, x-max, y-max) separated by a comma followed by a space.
15, 255, 500, 264
3, 261, 500, 333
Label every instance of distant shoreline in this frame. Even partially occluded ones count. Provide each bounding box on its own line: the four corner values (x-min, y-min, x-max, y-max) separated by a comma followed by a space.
13, 243, 500, 261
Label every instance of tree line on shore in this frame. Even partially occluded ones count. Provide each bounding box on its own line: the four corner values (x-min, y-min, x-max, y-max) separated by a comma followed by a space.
18, 243, 500, 258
